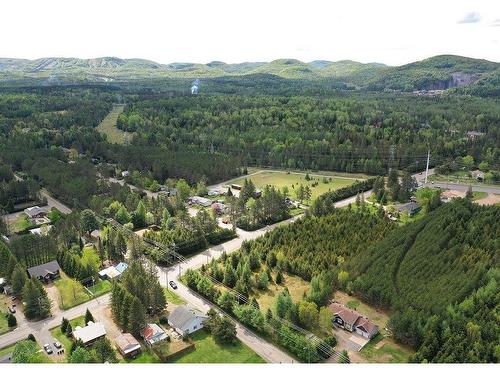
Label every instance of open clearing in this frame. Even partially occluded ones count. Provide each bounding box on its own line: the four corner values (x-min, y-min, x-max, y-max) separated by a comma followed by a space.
96, 104, 128, 144
230, 170, 359, 203
54, 273, 111, 310
253, 272, 309, 313
171, 329, 265, 363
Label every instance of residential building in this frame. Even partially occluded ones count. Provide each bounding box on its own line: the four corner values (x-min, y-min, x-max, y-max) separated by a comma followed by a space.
396, 201, 421, 217
189, 196, 212, 207
73, 321, 107, 346
141, 323, 169, 346
29, 225, 53, 236
167, 305, 207, 336
441, 190, 465, 203
115, 262, 129, 274
115, 333, 141, 358
329, 302, 379, 339
27, 260, 61, 282
24, 206, 47, 220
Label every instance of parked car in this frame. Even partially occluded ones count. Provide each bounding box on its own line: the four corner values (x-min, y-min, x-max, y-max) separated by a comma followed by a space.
43, 344, 53, 354
53, 341, 62, 349
8, 306, 15, 314
169, 281, 178, 290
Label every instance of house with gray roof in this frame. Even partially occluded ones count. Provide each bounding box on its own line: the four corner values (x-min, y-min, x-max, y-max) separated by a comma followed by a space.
27, 260, 60, 282
167, 306, 207, 336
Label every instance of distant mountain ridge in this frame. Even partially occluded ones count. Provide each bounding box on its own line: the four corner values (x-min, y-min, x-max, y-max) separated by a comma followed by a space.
0, 55, 498, 93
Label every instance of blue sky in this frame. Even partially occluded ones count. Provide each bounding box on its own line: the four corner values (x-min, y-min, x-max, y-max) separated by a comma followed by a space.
1, 0, 499, 65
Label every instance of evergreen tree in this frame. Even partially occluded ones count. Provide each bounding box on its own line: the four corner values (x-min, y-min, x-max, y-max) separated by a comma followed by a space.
84, 308, 94, 324
80, 209, 99, 236
114, 231, 127, 259
61, 317, 69, 333
128, 296, 146, 338
11, 263, 28, 297
22, 279, 51, 320
7, 313, 17, 327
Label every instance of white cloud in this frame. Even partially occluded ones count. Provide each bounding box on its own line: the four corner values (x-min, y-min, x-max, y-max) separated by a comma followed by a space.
458, 12, 482, 24
491, 19, 500, 27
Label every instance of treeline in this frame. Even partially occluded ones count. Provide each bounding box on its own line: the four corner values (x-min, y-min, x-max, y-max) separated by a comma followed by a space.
9, 234, 58, 268
310, 178, 375, 216
111, 261, 166, 337
118, 93, 500, 172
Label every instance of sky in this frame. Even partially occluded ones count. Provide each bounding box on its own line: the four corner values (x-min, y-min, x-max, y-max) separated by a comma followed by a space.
1, 0, 499, 66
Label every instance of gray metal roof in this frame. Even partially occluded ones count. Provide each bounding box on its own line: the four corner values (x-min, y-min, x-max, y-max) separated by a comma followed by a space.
168, 306, 206, 330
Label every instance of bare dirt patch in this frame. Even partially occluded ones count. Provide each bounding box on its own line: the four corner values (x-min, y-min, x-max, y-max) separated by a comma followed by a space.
476, 193, 500, 206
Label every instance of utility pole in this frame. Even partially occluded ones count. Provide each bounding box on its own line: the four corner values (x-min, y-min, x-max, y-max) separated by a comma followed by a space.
424, 149, 430, 184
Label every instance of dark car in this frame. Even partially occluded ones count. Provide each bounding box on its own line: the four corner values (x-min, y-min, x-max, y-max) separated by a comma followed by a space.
169, 281, 178, 290
43, 344, 53, 354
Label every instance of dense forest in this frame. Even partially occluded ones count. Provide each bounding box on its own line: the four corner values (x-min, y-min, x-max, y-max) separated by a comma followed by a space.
117, 93, 500, 173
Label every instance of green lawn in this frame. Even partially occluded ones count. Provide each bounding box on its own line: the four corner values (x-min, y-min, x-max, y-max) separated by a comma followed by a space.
0, 313, 9, 335
87, 280, 112, 297
96, 104, 129, 144
11, 214, 32, 233
472, 191, 488, 200
231, 171, 358, 204
254, 272, 309, 314
0, 295, 14, 334
164, 288, 186, 305
171, 330, 265, 363
360, 334, 413, 363
54, 274, 91, 309
50, 316, 86, 353
0, 343, 16, 359
122, 349, 161, 363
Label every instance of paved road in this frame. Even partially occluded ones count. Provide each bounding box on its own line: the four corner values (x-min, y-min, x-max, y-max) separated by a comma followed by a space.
0, 294, 109, 349
157, 216, 303, 363
39, 189, 72, 214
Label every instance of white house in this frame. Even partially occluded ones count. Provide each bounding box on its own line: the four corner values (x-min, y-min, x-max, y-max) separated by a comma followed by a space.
167, 306, 207, 336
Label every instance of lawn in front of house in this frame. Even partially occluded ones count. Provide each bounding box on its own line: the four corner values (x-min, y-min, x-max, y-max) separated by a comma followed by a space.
163, 288, 185, 305
253, 272, 309, 314
10, 213, 32, 233
0, 294, 14, 334
50, 315, 86, 353
0, 342, 16, 359
54, 274, 91, 309
230, 171, 358, 204
171, 330, 265, 363
122, 349, 161, 363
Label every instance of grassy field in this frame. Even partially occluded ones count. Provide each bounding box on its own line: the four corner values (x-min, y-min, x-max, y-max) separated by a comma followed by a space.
254, 272, 309, 313
171, 330, 265, 363
96, 104, 128, 144
87, 280, 112, 297
55, 275, 89, 309
231, 171, 358, 204
164, 288, 185, 305
360, 334, 413, 363
10, 214, 32, 233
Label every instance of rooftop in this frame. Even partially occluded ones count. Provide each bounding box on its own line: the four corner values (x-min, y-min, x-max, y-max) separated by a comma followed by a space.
73, 321, 107, 344
27, 260, 60, 279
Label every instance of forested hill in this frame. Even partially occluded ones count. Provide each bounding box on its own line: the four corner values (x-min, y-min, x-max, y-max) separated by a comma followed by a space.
1, 55, 498, 94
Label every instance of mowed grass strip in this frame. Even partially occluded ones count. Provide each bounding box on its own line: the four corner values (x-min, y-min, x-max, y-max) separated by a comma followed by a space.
163, 288, 186, 305
171, 330, 265, 363
231, 171, 357, 203
96, 104, 128, 144
54, 274, 91, 309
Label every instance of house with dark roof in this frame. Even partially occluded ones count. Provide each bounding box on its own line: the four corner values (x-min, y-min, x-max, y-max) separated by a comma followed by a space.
396, 201, 421, 217
329, 302, 379, 339
27, 260, 60, 282
167, 306, 207, 336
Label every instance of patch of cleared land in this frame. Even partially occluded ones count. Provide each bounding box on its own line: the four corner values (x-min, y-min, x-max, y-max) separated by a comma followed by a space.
253, 272, 309, 313
54, 273, 111, 309
171, 329, 265, 363
0, 295, 12, 335
96, 104, 128, 144
231, 170, 358, 204
333, 291, 413, 363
